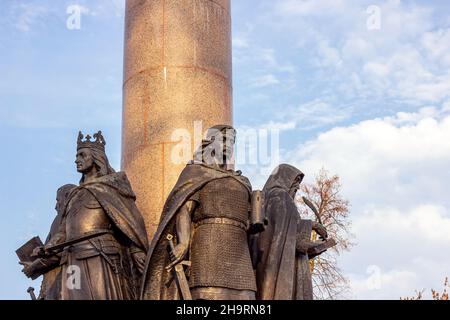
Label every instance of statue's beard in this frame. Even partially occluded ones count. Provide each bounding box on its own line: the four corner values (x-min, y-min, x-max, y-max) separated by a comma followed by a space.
222, 152, 233, 165
202, 149, 233, 167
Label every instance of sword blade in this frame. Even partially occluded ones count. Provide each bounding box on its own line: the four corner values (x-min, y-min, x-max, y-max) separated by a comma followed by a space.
166, 234, 192, 300
174, 264, 192, 300
302, 196, 322, 224
45, 230, 110, 253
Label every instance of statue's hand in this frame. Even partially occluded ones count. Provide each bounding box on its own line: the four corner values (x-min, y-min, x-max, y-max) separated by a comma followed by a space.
19, 261, 32, 270
20, 260, 40, 278
166, 243, 188, 270
312, 222, 328, 240
132, 251, 146, 274
31, 246, 46, 258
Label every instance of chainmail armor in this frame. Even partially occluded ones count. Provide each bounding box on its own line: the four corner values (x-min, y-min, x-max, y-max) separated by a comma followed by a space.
189, 177, 256, 291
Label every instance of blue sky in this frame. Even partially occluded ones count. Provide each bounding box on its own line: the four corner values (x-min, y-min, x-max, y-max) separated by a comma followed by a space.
1, 0, 450, 299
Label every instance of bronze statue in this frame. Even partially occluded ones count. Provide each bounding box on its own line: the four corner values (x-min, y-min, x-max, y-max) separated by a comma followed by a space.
21, 131, 148, 300
19, 184, 76, 300
39, 184, 77, 300
255, 164, 335, 300
141, 125, 262, 300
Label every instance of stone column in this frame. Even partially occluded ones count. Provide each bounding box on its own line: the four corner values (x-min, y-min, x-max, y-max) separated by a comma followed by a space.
121, 0, 232, 238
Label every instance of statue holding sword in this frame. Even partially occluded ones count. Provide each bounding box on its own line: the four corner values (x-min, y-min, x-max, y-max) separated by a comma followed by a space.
141, 125, 265, 300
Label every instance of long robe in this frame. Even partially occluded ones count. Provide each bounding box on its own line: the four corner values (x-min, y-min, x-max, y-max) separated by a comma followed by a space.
50, 172, 148, 300
256, 164, 313, 300
38, 212, 64, 300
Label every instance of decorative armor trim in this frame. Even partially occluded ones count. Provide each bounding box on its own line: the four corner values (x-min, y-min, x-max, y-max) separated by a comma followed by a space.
193, 217, 248, 231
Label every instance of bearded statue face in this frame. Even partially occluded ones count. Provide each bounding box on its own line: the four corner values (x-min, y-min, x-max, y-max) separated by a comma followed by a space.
288, 174, 304, 198
219, 129, 236, 165
201, 127, 236, 167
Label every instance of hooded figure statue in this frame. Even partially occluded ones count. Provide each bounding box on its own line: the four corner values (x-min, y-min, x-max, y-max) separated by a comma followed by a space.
255, 164, 333, 300
141, 125, 259, 300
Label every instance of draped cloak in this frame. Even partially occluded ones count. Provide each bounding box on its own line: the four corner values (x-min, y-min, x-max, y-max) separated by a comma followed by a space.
49, 172, 148, 299
140, 163, 252, 300
76, 172, 149, 253
256, 164, 314, 300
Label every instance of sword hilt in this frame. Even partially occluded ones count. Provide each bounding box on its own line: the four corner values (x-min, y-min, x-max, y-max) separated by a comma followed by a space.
165, 234, 193, 300
165, 234, 191, 270
166, 234, 176, 251
27, 287, 36, 300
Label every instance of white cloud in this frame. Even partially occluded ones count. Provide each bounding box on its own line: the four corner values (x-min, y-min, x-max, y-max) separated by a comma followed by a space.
349, 268, 420, 300
293, 113, 450, 206
385, 106, 441, 125
233, 35, 250, 49
421, 28, 450, 67
9, 0, 125, 32
251, 74, 280, 87
363, 62, 390, 78
83, 0, 125, 18
271, 0, 450, 106
281, 110, 450, 298
71, 4, 92, 16
8, 2, 97, 33
13, 3, 49, 32
443, 101, 450, 112
242, 98, 351, 137
276, 0, 346, 17
236, 2, 450, 298
348, 204, 450, 299
355, 205, 450, 244
105, 0, 125, 17
257, 121, 297, 132
292, 99, 351, 129
314, 40, 343, 69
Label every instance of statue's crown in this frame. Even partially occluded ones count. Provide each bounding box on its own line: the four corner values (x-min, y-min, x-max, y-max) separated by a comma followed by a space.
77, 131, 106, 152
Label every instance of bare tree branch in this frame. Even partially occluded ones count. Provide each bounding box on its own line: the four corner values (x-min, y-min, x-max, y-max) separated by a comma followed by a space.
296, 167, 355, 300
402, 277, 449, 300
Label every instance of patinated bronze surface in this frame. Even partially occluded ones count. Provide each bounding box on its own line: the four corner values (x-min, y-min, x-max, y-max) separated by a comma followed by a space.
19, 184, 76, 300
19, 131, 148, 300
141, 125, 263, 300
255, 164, 335, 300
18, 130, 332, 301
39, 184, 77, 300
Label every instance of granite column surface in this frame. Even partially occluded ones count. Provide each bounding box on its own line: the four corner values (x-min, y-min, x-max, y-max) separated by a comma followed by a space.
122, 0, 233, 238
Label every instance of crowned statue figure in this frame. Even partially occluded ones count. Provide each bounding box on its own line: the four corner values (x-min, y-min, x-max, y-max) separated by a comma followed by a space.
21, 131, 148, 300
